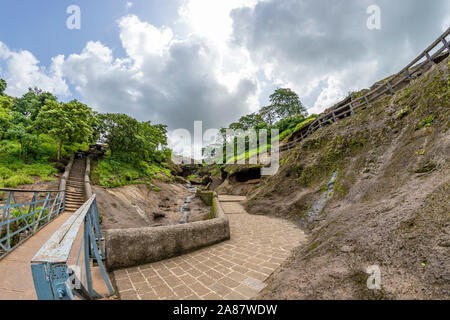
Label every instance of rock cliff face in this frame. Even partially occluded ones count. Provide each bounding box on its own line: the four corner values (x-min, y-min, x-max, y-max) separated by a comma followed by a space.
93, 181, 210, 231
246, 58, 449, 299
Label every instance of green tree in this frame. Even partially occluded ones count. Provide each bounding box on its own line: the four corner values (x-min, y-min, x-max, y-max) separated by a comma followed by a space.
0, 95, 13, 140
229, 113, 265, 131
0, 79, 7, 95
35, 100, 95, 160
98, 113, 168, 163
266, 88, 307, 122
6, 112, 38, 159
13, 88, 57, 121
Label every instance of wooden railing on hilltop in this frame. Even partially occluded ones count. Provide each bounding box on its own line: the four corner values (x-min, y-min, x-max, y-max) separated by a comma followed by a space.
278, 27, 450, 153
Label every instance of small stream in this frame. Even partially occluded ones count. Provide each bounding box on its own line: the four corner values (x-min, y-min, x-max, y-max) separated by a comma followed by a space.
178, 184, 198, 224
306, 171, 338, 219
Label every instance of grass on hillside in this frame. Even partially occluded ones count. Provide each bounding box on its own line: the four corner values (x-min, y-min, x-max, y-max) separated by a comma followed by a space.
225, 143, 271, 164
0, 135, 90, 189
91, 155, 172, 188
0, 140, 59, 188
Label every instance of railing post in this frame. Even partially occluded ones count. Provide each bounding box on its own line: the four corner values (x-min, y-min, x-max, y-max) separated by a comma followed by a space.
404, 68, 412, 82
442, 38, 449, 51
349, 103, 355, 116
91, 198, 106, 260
31, 262, 72, 300
5, 192, 12, 250
29, 192, 38, 228
424, 51, 436, 66
331, 111, 337, 123
386, 81, 394, 94
84, 213, 94, 296
86, 209, 114, 296
364, 96, 371, 108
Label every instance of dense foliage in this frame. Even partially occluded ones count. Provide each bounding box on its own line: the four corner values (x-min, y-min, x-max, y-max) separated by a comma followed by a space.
210, 87, 313, 163
0, 79, 171, 189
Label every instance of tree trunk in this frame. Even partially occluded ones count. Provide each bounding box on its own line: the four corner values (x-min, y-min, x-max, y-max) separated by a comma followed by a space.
57, 141, 63, 161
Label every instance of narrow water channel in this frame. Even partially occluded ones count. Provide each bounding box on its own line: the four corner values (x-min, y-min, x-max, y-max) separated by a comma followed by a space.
178, 184, 198, 224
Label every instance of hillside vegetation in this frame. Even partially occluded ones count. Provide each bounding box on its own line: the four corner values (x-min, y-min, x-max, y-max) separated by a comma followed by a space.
245, 57, 449, 299
0, 81, 172, 190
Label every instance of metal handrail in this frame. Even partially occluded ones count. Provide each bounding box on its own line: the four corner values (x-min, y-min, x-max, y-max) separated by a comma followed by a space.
0, 188, 65, 193
30, 194, 114, 300
0, 189, 66, 260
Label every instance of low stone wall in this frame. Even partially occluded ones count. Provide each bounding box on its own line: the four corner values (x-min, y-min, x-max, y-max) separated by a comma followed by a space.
196, 190, 214, 206
105, 194, 230, 271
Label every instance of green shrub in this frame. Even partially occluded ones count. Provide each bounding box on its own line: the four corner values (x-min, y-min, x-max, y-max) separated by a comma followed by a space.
4, 175, 34, 187
416, 115, 434, 130
92, 156, 172, 188
396, 108, 410, 119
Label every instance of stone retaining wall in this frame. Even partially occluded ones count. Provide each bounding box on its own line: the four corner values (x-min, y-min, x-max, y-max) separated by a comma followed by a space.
105, 194, 230, 271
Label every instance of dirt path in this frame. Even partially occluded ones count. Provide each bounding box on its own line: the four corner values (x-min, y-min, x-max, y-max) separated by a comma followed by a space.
112, 197, 307, 300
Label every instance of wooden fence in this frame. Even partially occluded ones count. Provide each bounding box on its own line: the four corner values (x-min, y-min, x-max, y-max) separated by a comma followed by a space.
278, 27, 450, 153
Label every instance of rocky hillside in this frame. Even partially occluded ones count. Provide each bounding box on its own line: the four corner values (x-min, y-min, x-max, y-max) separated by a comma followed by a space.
245, 57, 449, 299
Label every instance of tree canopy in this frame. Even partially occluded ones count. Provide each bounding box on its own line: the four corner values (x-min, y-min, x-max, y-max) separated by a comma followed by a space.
0, 79, 7, 95
97, 113, 169, 164
35, 99, 96, 160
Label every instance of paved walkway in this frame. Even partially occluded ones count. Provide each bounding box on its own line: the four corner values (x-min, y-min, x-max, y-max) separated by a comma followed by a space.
0, 211, 73, 299
113, 197, 306, 300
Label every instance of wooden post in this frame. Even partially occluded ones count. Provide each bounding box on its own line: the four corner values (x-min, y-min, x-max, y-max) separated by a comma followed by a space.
386, 81, 394, 94
332, 111, 337, 122
404, 69, 412, 81
442, 38, 449, 51
364, 96, 371, 108
424, 52, 435, 65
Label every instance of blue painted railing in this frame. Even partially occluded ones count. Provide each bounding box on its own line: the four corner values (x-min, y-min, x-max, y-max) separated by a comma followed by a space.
30, 194, 114, 300
0, 188, 66, 260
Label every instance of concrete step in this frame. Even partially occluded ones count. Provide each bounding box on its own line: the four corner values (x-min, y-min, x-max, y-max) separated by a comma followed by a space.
65, 196, 84, 200
67, 182, 84, 186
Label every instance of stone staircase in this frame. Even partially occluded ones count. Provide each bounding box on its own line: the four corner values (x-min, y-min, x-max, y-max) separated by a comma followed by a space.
65, 158, 86, 213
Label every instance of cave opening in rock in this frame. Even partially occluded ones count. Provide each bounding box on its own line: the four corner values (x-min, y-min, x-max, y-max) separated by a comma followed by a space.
232, 167, 262, 183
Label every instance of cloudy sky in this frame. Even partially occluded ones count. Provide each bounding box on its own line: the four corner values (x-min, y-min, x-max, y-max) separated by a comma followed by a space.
0, 0, 449, 136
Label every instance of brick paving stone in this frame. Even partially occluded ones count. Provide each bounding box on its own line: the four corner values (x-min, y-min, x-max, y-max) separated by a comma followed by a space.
179, 274, 197, 285
113, 269, 128, 280
209, 282, 233, 296
245, 270, 267, 282
116, 278, 133, 291
197, 275, 215, 286
228, 271, 248, 282
163, 275, 182, 287
170, 267, 185, 276
205, 269, 224, 280
147, 276, 166, 287
129, 273, 145, 283
134, 282, 153, 295
186, 268, 203, 278
120, 290, 140, 300
223, 291, 247, 300
141, 268, 158, 278
141, 292, 158, 300
127, 266, 141, 273
218, 277, 240, 289
235, 284, 260, 298
153, 284, 174, 298
189, 282, 211, 296
115, 197, 307, 300
203, 292, 222, 300
172, 284, 195, 298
